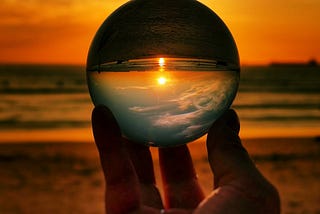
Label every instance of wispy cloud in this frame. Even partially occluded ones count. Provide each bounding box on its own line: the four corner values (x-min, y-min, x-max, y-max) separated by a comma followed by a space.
129, 104, 174, 113
178, 122, 213, 138
128, 73, 237, 139
116, 86, 149, 90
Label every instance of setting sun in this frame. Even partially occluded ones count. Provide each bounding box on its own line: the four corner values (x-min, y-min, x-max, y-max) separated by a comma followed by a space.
157, 76, 167, 85
159, 58, 165, 67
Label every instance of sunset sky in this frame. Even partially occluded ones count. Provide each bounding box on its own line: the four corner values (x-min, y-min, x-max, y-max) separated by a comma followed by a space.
1, 0, 319, 65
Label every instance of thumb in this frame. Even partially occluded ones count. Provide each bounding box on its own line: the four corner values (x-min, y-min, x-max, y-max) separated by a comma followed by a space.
206, 109, 255, 188
205, 109, 280, 213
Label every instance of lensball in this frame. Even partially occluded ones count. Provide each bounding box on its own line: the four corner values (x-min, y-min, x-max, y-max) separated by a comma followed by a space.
86, 0, 240, 147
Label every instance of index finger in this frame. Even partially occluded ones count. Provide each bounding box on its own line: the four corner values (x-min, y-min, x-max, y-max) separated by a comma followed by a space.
92, 105, 141, 214
159, 145, 204, 209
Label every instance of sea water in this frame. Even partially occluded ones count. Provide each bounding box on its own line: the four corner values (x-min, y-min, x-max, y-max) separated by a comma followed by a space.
87, 69, 239, 147
0, 64, 319, 143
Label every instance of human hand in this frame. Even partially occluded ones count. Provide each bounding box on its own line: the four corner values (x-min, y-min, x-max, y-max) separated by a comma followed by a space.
92, 106, 280, 214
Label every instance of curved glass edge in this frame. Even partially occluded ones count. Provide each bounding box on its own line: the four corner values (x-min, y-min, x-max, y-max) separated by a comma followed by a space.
87, 58, 240, 72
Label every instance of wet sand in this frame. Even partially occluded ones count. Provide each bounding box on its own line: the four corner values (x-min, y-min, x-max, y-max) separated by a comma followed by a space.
0, 137, 319, 214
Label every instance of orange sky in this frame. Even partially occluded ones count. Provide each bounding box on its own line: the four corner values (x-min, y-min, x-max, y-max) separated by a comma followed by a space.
0, 0, 319, 65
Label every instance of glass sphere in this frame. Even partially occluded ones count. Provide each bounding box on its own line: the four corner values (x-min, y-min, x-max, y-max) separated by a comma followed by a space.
87, 0, 240, 147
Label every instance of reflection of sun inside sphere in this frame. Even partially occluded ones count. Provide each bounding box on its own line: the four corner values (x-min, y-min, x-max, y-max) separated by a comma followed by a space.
159, 58, 165, 67
157, 77, 167, 85
86, 0, 240, 147
87, 58, 239, 147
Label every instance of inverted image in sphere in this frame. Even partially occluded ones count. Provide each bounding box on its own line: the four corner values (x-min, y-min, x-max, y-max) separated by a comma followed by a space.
87, 0, 240, 147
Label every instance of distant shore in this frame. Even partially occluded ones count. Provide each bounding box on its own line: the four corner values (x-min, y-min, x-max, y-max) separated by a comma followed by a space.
269, 59, 318, 67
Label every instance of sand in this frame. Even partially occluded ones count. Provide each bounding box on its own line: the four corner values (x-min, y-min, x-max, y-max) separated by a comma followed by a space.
0, 137, 319, 214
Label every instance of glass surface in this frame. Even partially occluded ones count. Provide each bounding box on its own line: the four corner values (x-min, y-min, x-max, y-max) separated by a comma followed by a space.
87, 58, 239, 147
86, 0, 240, 147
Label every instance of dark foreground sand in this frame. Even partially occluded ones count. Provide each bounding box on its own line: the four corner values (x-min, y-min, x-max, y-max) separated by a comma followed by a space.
0, 137, 319, 214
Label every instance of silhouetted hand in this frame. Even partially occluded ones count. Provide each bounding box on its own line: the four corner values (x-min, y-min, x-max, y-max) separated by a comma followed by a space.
92, 106, 280, 214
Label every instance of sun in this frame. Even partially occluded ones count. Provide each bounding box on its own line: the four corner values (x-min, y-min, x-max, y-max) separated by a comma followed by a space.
159, 58, 165, 67
157, 76, 167, 85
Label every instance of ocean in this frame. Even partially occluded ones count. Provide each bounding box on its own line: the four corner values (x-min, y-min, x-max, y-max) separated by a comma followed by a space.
0, 64, 319, 143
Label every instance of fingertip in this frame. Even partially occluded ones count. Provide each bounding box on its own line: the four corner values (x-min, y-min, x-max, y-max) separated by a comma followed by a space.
206, 109, 240, 153
224, 109, 240, 134
92, 105, 122, 151
209, 109, 240, 134
92, 105, 121, 135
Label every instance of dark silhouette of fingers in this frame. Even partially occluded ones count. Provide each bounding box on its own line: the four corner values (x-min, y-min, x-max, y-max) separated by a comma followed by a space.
204, 109, 280, 213
126, 141, 163, 209
92, 106, 141, 214
159, 145, 204, 209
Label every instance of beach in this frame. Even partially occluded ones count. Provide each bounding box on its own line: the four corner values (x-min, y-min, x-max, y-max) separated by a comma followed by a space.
1, 0, 320, 212
0, 64, 319, 213
0, 137, 319, 214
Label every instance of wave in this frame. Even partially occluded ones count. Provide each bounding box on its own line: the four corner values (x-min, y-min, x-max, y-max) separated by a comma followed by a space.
0, 119, 90, 129
0, 88, 87, 94
233, 103, 320, 110
0, 64, 319, 137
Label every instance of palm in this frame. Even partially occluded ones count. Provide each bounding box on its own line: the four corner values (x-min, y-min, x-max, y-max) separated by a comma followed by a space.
92, 106, 280, 214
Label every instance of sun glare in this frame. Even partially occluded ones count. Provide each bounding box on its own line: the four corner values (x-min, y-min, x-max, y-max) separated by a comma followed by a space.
157, 76, 167, 85
159, 58, 165, 67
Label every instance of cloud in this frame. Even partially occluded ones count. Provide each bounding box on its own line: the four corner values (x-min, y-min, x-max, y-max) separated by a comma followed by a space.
129, 104, 173, 113
127, 73, 237, 139
177, 121, 213, 138
116, 86, 149, 90
153, 111, 203, 127
170, 81, 221, 111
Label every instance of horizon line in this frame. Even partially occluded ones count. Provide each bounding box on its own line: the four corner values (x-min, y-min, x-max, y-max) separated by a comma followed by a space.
0, 59, 318, 67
